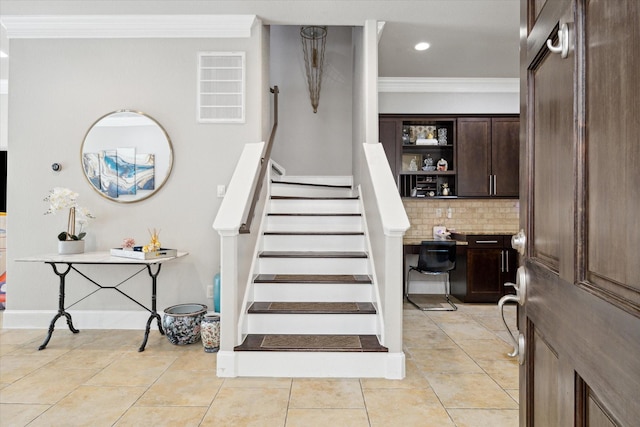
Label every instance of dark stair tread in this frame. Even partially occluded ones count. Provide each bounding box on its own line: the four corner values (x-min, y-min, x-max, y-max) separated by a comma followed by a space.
267, 213, 361, 217
271, 180, 351, 189
254, 274, 372, 284
234, 334, 388, 353
271, 195, 359, 200
263, 231, 364, 236
248, 301, 377, 314
259, 251, 367, 258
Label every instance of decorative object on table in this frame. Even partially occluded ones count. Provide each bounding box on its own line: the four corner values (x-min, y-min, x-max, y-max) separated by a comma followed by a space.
44, 187, 95, 254
143, 228, 161, 252
162, 303, 208, 345
437, 158, 448, 171
422, 154, 436, 171
300, 26, 327, 113
402, 127, 411, 145
110, 247, 177, 260
441, 183, 450, 196
438, 128, 448, 145
121, 237, 136, 250
201, 313, 221, 353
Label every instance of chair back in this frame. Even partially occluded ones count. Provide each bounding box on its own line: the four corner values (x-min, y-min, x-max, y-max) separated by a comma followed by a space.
417, 240, 456, 273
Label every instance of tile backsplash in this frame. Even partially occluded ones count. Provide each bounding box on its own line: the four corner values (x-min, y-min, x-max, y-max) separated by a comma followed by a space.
403, 198, 520, 239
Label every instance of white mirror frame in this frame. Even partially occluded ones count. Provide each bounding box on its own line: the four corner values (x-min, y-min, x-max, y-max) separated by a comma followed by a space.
81, 110, 173, 203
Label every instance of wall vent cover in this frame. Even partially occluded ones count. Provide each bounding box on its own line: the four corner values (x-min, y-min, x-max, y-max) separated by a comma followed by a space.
198, 52, 245, 123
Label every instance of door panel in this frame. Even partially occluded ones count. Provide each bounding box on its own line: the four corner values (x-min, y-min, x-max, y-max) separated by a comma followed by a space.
521, 0, 640, 426
492, 117, 520, 197
457, 118, 491, 196
584, 0, 640, 314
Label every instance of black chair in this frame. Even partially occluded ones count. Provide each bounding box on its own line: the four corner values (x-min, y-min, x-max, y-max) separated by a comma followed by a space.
405, 240, 457, 311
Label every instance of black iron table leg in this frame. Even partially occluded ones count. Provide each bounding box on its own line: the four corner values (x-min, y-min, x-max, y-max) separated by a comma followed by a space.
39, 263, 78, 350
139, 263, 164, 352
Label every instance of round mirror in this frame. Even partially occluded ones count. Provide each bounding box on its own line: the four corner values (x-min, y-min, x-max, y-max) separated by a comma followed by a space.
81, 110, 173, 203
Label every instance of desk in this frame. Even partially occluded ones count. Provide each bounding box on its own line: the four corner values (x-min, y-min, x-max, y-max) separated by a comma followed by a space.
17, 251, 188, 352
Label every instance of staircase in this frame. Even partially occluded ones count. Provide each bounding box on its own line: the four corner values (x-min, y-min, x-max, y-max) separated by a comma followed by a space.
232, 176, 392, 378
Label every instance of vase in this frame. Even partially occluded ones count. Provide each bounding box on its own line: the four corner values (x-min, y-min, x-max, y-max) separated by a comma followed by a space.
162, 303, 207, 345
200, 313, 220, 353
58, 240, 85, 255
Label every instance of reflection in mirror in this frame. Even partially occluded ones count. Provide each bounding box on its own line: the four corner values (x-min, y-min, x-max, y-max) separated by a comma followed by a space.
81, 110, 173, 203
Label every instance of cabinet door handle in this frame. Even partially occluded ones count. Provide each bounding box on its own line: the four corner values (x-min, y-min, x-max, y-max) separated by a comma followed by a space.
505, 250, 509, 272
500, 250, 505, 272
493, 175, 497, 195
476, 240, 499, 244
489, 175, 493, 195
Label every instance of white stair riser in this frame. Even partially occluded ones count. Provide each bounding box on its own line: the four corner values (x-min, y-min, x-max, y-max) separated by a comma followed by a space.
246, 313, 378, 334
271, 185, 355, 198
253, 283, 373, 302
230, 352, 396, 378
269, 199, 360, 214
262, 234, 365, 252
258, 257, 369, 275
272, 176, 353, 186
265, 216, 363, 232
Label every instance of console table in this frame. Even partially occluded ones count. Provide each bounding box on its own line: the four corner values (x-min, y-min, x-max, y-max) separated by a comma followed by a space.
16, 251, 188, 352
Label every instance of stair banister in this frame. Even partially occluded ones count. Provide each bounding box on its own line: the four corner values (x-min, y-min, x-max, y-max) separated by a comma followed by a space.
239, 86, 279, 234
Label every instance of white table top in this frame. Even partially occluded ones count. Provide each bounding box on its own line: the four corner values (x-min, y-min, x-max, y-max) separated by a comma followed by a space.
16, 251, 189, 265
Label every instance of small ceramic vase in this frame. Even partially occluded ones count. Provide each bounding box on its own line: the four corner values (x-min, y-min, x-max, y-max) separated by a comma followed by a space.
201, 314, 220, 353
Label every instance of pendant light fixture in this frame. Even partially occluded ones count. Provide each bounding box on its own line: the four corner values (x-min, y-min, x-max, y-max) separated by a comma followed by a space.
300, 26, 327, 113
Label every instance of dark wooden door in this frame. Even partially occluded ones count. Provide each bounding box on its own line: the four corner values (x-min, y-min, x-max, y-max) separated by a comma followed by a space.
520, 0, 640, 426
466, 247, 503, 302
379, 118, 399, 180
457, 117, 491, 196
491, 117, 520, 197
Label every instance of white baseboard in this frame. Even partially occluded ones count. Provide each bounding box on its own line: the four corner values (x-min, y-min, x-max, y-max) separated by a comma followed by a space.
2, 309, 153, 330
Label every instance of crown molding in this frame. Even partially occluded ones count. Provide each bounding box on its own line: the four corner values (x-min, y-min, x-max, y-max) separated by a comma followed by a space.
0, 15, 258, 39
378, 77, 519, 93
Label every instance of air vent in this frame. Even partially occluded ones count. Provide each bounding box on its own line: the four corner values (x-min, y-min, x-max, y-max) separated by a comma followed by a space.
197, 52, 245, 123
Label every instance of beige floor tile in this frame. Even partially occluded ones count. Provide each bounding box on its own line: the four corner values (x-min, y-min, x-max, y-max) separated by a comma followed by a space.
458, 338, 516, 362
0, 403, 50, 426
85, 353, 176, 387
28, 385, 146, 427
222, 376, 293, 389
167, 347, 218, 372
505, 388, 519, 403
286, 408, 370, 427
0, 329, 45, 347
402, 328, 457, 349
447, 408, 519, 426
0, 367, 98, 405
409, 346, 483, 374
476, 359, 519, 389
364, 388, 455, 427
200, 387, 289, 427
360, 359, 428, 390
289, 378, 364, 409
75, 329, 147, 351
473, 313, 517, 332
115, 406, 208, 427
0, 353, 67, 383
136, 369, 223, 406
438, 321, 499, 342
43, 348, 125, 371
426, 372, 518, 409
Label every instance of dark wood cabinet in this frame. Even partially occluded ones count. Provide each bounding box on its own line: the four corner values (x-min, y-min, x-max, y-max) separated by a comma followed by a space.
457, 117, 519, 198
380, 114, 518, 199
450, 235, 516, 303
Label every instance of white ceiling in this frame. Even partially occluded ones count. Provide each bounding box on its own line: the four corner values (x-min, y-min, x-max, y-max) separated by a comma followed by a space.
0, 0, 520, 79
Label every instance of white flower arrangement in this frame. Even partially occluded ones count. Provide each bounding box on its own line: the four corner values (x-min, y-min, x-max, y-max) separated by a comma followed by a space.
44, 187, 95, 241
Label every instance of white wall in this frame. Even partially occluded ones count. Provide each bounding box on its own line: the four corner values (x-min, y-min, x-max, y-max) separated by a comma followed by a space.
5, 29, 266, 323
379, 92, 519, 115
269, 25, 353, 175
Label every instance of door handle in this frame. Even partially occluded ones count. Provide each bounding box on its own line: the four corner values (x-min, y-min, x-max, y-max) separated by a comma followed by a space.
498, 266, 527, 358
511, 229, 526, 255
547, 22, 570, 58
493, 175, 497, 195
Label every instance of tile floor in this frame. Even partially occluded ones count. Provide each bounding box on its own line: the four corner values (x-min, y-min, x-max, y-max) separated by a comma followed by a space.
0, 302, 519, 426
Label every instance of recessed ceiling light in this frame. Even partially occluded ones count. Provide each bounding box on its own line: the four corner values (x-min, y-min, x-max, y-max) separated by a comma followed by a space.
414, 42, 430, 51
